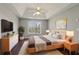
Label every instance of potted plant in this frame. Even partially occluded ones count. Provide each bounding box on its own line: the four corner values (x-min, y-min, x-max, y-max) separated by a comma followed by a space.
18, 26, 25, 37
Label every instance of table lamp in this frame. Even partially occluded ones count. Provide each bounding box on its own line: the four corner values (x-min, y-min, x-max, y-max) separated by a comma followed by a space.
46, 30, 50, 35
66, 31, 74, 42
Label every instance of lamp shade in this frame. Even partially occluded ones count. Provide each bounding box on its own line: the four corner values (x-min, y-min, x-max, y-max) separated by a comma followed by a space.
66, 31, 74, 37
46, 30, 50, 33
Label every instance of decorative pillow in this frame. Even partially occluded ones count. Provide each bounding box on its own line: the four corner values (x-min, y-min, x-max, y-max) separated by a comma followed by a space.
51, 32, 58, 39
57, 34, 62, 39
47, 30, 65, 40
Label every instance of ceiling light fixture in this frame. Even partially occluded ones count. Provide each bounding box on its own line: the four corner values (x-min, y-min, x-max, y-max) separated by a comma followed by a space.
33, 7, 41, 16
37, 7, 40, 10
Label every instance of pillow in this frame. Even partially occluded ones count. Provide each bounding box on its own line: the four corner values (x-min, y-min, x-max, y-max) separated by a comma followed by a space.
47, 30, 65, 40
57, 34, 62, 39
51, 31, 63, 39
51, 32, 58, 39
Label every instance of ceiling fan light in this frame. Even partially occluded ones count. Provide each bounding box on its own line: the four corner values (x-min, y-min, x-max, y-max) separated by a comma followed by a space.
33, 12, 40, 16
37, 7, 40, 10
36, 12, 40, 15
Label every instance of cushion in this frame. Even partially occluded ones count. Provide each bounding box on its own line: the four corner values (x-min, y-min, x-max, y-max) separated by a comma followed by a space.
48, 30, 65, 40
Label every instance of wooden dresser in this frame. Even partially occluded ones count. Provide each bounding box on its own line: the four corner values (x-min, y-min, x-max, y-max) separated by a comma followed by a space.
0, 39, 1, 52
1, 37, 9, 53
1, 34, 18, 54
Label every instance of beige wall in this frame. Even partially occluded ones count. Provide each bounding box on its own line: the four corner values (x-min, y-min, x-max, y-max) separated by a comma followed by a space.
49, 4, 79, 42
0, 4, 19, 38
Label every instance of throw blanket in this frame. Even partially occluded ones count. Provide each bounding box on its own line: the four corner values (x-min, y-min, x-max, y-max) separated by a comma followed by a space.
28, 36, 52, 52
34, 36, 46, 52
28, 36, 35, 48
39, 36, 51, 45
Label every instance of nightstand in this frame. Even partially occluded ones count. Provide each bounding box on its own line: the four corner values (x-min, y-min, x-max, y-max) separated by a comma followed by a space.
64, 40, 79, 55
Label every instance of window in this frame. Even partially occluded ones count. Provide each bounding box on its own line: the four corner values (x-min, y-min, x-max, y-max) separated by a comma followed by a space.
28, 20, 41, 34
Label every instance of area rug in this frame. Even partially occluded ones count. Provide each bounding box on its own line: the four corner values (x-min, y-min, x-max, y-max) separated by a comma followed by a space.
32, 50, 63, 55
18, 41, 28, 55
44, 50, 63, 55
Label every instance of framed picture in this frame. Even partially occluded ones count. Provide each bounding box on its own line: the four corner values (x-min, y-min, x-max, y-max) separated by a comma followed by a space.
56, 18, 67, 29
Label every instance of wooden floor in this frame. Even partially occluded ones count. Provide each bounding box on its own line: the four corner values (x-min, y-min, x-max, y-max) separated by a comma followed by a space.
11, 39, 28, 55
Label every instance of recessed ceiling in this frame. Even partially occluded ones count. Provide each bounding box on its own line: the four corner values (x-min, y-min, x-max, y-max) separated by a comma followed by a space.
11, 3, 77, 19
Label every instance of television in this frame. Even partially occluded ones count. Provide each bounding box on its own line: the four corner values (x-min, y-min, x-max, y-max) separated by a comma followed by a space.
1, 19, 13, 33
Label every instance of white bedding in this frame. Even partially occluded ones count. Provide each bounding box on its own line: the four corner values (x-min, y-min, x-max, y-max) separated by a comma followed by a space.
33, 35, 64, 52
43, 35, 64, 44
34, 36, 46, 52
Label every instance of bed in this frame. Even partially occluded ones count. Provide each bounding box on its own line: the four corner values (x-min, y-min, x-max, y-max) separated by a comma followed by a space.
27, 30, 65, 54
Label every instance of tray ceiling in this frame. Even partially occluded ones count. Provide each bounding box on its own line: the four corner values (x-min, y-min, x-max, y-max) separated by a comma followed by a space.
1, 3, 77, 19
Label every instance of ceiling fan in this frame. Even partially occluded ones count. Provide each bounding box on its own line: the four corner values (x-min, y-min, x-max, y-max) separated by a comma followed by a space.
33, 7, 42, 16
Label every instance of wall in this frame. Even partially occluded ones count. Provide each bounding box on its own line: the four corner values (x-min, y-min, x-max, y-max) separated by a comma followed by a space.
0, 21, 1, 38
0, 4, 19, 38
49, 4, 79, 42
19, 18, 48, 37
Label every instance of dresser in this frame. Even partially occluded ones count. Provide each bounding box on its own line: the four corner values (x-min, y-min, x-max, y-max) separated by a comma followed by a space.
1, 37, 9, 53
1, 34, 18, 54
0, 39, 1, 52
